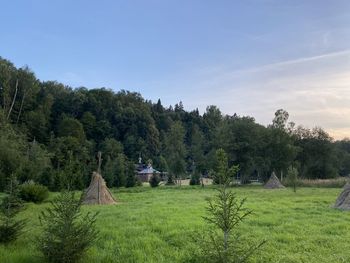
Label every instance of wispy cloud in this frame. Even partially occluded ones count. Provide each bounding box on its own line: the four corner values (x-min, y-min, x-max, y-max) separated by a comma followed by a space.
227, 49, 350, 76
182, 50, 350, 140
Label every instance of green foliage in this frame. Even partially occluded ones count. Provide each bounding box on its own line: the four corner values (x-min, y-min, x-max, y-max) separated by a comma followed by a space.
20, 181, 49, 203
165, 121, 186, 183
149, 174, 161, 187
272, 109, 289, 130
100, 138, 124, 160
103, 154, 127, 188
19, 140, 52, 184
285, 166, 298, 192
57, 115, 86, 142
214, 149, 239, 185
0, 122, 27, 190
294, 127, 338, 179
199, 188, 265, 263
125, 161, 137, 188
37, 192, 99, 263
1, 187, 350, 262
190, 172, 201, 185
165, 174, 176, 185
58, 153, 85, 191
190, 124, 206, 175
0, 56, 348, 193
0, 176, 26, 244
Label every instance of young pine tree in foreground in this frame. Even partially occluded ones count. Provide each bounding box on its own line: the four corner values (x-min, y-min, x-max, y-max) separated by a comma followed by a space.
197, 149, 265, 263
0, 175, 26, 244
37, 192, 99, 263
201, 188, 266, 263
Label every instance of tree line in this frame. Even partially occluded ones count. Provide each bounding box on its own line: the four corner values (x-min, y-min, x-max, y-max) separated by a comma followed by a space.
1, 56, 350, 191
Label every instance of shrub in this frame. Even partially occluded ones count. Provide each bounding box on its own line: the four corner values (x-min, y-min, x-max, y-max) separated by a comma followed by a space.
285, 166, 298, 192
135, 177, 143, 187
37, 192, 99, 263
149, 174, 161, 187
20, 181, 49, 203
0, 176, 26, 244
166, 174, 175, 185
189, 173, 201, 185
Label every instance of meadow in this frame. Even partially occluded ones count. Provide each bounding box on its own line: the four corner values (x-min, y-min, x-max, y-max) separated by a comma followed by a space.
1, 186, 350, 263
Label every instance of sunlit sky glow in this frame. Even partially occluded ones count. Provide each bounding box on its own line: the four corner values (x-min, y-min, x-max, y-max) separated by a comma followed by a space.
1, 0, 350, 139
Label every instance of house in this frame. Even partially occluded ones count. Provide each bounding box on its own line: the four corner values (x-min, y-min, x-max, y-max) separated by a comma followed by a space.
135, 156, 163, 182
137, 164, 161, 182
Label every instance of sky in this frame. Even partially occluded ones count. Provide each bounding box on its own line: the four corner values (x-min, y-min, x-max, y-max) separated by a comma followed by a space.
1, 0, 350, 139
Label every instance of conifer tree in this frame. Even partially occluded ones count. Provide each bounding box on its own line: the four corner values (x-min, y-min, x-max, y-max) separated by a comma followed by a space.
0, 175, 26, 243
37, 192, 98, 263
198, 149, 265, 263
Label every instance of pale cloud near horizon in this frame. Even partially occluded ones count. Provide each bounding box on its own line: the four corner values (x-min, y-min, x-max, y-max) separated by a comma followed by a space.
183, 50, 350, 140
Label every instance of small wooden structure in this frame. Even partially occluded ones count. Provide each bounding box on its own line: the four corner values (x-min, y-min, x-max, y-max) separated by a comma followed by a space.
334, 183, 350, 210
82, 152, 117, 205
264, 172, 285, 189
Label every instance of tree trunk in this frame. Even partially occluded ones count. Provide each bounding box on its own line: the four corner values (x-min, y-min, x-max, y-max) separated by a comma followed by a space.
224, 230, 229, 251
281, 170, 283, 182
16, 89, 26, 124
7, 79, 18, 120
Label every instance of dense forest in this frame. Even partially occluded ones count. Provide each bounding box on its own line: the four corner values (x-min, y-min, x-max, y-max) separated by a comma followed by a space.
1, 56, 350, 191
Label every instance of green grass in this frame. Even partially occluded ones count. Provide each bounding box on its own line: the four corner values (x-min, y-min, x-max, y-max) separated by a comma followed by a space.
1, 186, 350, 263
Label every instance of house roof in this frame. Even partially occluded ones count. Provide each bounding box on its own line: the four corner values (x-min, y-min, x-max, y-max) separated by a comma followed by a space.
138, 166, 161, 174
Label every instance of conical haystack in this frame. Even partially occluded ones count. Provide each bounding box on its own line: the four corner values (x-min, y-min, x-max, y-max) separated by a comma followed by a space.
334, 183, 350, 210
83, 172, 117, 205
264, 172, 285, 189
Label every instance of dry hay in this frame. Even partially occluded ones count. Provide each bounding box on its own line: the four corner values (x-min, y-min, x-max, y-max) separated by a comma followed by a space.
334, 183, 350, 210
83, 171, 117, 205
264, 172, 285, 189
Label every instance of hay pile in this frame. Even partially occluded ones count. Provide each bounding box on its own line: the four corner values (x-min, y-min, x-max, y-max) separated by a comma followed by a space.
82, 171, 117, 205
334, 183, 350, 210
264, 172, 285, 189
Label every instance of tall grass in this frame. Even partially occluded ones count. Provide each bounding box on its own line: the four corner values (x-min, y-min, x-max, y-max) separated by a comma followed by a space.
284, 177, 348, 188
0, 186, 349, 263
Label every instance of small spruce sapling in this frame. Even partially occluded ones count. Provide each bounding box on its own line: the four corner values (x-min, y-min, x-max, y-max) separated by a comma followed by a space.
37, 192, 99, 263
0, 175, 26, 244
198, 149, 266, 263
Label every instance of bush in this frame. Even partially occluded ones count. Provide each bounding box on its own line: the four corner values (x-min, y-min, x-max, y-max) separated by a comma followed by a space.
149, 174, 161, 187
286, 166, 298, 192
20, 181, 49, 203
166, 174, 175, 185
135, 177, 143, 187
189, 173, 200, 185
0, 176, 26, 244
37, 192, 99, 263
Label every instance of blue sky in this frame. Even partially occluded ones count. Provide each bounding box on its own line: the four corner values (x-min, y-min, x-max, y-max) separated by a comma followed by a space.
1, 0, 350, 139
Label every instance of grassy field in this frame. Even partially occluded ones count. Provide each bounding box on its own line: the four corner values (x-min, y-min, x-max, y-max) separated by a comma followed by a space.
1, 186, 350, 263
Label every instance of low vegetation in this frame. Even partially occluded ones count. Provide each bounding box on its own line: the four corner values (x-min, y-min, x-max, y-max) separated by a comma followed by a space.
20, 181, 49, 203
37, 192, 98, 263
283, 177, 348, 188
1, 186, 349, 263
0, 176, 26, 244
149, 174, 161, 188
